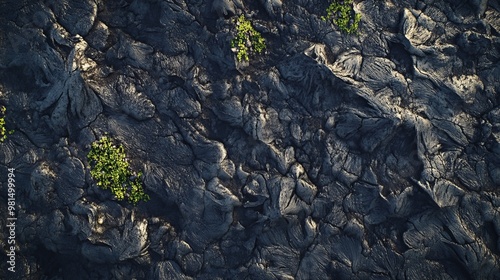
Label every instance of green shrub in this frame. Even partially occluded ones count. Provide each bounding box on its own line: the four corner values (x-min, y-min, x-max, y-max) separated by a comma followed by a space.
0, 106, 13, 143
231, 15, 266, 62
322, 0, 361, 34
87, 136, 149, 205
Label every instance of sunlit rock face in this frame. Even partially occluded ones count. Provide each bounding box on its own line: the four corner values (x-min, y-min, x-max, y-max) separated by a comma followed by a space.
0, 0, 499, 279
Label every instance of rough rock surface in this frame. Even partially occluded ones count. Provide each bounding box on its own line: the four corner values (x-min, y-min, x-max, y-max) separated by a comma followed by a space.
0, 0, 499, 279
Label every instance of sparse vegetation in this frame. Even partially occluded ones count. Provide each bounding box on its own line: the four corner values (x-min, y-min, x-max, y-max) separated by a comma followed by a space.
231, 15, 266, 62
87, 136, 149, 205
322, 0, 361, 34
0, 106, 13, 142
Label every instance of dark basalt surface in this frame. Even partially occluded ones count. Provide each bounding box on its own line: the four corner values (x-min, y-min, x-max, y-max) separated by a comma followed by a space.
0, 0, 499, 279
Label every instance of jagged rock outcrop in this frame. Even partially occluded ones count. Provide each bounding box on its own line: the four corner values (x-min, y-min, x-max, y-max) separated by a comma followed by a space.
0, 0, 499, 279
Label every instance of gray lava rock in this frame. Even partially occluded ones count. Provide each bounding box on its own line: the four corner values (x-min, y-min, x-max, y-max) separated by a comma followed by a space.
1, 0, 499, 278
150, 261, 191, 280
117, 76, 156, 121
47, 0, 97, 36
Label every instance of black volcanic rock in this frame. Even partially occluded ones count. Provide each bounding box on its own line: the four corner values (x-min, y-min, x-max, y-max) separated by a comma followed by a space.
0, 0, 499, 279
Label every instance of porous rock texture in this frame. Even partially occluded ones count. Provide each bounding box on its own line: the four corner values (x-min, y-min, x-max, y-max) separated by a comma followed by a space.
0, 0, 500, 279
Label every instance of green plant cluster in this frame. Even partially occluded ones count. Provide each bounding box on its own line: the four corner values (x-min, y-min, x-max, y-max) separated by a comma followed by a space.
0, 106, 13, 143
322, 0, 361, 34
87, 136, 149, 205
231, 15, 266, 62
